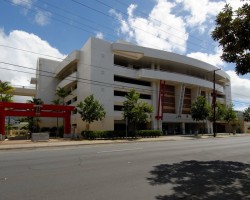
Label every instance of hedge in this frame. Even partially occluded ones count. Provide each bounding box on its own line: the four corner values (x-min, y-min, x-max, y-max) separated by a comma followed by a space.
81, 130, 162, 139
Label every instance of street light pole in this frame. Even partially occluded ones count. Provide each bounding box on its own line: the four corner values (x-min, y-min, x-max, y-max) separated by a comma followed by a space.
213, 68, 221, 137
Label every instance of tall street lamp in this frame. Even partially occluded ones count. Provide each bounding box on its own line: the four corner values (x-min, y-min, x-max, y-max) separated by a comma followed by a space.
213, 68, 221, 137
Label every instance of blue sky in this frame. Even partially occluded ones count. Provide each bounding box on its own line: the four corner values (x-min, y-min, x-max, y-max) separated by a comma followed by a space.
0, 0, 249, 110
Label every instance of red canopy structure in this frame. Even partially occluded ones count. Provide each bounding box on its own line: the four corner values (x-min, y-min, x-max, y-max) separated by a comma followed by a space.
0, 102, 75, 139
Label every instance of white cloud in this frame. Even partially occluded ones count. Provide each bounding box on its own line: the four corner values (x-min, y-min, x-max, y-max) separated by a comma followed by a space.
110, 0, 188, 53
11, 0, 32, 8
11, 0, 52, 26
187, 47, 224, 67
0, 29, 65, 89
176, 0, 225, 28
95, 32, 104, 39
226, 0, 248, 10
34, 10, 51, 26
226, 70, 250, 111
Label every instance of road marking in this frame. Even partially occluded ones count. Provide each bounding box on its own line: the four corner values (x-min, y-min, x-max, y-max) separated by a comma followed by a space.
97, 148, 144, 154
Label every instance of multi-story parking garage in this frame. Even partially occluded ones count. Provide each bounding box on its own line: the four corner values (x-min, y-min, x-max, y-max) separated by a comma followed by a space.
33, 37, 231, 135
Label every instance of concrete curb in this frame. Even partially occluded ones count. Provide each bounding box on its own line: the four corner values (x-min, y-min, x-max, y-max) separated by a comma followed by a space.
0, 134, 248, 150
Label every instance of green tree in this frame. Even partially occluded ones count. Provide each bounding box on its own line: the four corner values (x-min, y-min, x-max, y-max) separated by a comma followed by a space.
191, 96, 211, 134
27, 97, 43, 105
211, 4, 250, 75
56, 87, 71, 105
224, 104, 237, 133
209, 102, 227, 122
27, 98, 43, 133
123, 89, 153, 132
76, 95, 106, 130
0, 80, 14, 102
243, 106, 250, 121
52, 99, 60, 105
191, 96, 211, 122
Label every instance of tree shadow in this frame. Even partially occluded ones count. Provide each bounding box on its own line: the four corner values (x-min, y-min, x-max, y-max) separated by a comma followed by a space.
147, 160, 250, 200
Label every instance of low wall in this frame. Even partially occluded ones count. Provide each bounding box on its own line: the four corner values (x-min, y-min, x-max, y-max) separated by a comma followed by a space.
31, 132, 49, 142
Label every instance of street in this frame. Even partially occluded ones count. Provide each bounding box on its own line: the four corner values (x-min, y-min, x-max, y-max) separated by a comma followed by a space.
1, 136, 250, 200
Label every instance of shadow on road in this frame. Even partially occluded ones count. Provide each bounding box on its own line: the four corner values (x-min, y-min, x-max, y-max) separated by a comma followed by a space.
147, 160, 250, 200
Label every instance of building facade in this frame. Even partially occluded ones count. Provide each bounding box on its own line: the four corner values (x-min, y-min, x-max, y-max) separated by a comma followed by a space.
34, 37, 231, 135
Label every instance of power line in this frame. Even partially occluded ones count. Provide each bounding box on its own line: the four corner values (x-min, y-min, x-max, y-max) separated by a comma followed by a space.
94, 0, 215, 52
113, 0, 214, 45
70, 0, 206, 53
1, 61, 250, 106
3, 0, 219, 55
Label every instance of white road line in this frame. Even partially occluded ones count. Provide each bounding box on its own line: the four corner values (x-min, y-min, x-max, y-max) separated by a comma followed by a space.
97, 148, 144, 154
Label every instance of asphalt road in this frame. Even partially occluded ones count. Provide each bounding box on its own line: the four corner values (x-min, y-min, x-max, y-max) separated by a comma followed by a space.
1, 136, 250, 200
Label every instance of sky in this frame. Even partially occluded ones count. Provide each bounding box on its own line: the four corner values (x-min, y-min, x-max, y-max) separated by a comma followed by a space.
0, 0, 250, 110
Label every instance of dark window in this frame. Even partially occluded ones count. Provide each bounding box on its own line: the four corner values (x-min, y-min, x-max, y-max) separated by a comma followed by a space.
72, 96, 77, 102
114, 75, 151, 87
114, 105, 124, 111
114, 90, 151, 99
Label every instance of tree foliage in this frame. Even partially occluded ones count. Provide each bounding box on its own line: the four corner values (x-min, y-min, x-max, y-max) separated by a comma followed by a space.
76, 95, 106, 130
123, 89, 153, 131
224, 104, 237, 123
27, 97, 43, 105
27, 98, 43, 133
191, 96, 211, 122
243, 106, 250, 121
209, 102, 227, 122
211, 4, 250, 75
56, 87, 71, 105
0, 80, 14, 102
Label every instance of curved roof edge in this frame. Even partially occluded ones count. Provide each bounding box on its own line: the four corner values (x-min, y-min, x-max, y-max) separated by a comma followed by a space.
111, 42, 230, 80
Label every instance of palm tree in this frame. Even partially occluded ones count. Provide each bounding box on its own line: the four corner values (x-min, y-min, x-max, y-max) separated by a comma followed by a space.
0, 81, 14, 136
27, 98, 43, 133
27, 97, 43, 105
56, 87, 71, 105
0, 80, 14, 102
55, 88, 71, 137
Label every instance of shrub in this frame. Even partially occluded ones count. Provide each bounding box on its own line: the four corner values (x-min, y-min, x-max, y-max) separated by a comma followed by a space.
137, 130, 163, 137
40, 127, 50, 132
81, 130, 163, 139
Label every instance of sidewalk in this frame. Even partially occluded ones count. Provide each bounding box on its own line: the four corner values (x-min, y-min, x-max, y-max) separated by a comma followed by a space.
0, 133, 248, 150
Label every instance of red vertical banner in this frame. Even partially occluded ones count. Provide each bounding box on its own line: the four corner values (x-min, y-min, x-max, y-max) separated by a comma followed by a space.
155, 80, 166, 120
0, 104, 5, 137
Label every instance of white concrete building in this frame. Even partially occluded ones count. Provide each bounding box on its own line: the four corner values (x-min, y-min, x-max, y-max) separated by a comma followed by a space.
34, 37, 231, 134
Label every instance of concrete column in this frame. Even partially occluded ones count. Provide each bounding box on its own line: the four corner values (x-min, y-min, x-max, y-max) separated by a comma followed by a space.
181, 122, 185, 134
175, 84, 185, 116
191, 87, 200, 103
151, 63, 155, 70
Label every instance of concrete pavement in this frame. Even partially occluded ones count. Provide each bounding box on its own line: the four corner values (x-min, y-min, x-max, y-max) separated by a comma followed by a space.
0, 133, 248, 150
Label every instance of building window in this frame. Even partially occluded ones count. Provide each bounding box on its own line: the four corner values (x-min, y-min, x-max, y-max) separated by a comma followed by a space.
114, 75, 151, 87
201, 91, 206, 97
163, 85, 175, 113
114, 90, 151, 100
72, 96, 77, 103
182, 88, 191, 114
114, 105, 124, 111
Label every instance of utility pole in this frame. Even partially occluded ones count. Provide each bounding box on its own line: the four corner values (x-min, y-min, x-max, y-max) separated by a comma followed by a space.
213, 69, 221, 137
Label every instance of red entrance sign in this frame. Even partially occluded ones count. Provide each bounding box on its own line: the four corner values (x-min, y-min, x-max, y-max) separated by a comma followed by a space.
0, 102, 75, 137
